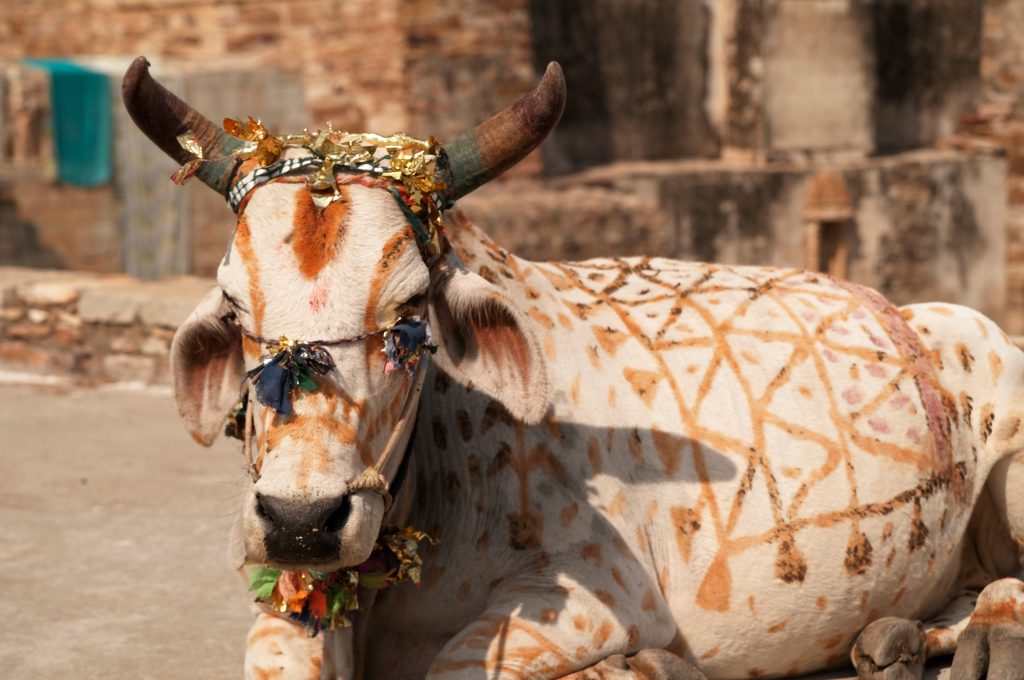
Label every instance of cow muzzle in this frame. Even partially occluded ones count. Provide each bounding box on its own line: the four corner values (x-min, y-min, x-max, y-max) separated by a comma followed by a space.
243, 487, 384, 570
255, 492, 349, 563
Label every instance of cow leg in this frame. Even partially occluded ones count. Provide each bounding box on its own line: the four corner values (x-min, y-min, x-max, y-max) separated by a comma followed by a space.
560, 649, 707, 680
949, 578, 1024, 680
244, 612, 325, 680
851, 617, 927, 680
426, 572, 677, 679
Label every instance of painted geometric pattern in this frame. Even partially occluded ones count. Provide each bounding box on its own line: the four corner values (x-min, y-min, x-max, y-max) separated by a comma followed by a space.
516, 256, 972, 671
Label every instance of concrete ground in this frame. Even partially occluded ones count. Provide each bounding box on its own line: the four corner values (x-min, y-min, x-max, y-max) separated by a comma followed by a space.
0, 374, 953, 680
0, 376, 251, 679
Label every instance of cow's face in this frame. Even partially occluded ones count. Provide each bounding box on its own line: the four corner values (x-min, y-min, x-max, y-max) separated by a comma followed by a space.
123, 57, 562, 570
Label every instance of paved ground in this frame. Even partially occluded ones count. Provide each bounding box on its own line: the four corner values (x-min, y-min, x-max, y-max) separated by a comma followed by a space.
0, 375, 953, 679
0, 377, 251, 679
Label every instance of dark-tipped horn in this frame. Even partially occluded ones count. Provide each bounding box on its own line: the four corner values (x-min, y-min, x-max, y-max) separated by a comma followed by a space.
122, 56, 243, 195
441, 62, 566, 202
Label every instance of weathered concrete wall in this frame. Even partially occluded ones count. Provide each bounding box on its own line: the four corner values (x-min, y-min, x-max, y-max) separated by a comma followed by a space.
871, 0, 982, 152
466, 148, 1008, 324
762, 0, 875, 158
528, 0, 717, 175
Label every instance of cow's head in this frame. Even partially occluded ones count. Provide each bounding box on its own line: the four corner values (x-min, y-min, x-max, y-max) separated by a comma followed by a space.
123, 57, 562, 570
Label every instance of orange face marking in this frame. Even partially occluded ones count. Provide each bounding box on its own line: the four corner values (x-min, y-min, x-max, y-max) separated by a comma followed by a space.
290, 188, 349, 279
233, 216, 266, 336
363, 229, 413, 332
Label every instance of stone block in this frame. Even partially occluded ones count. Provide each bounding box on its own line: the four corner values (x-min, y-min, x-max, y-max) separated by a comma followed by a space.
78, 286, 140, 325
2, 307, 23, 321
5, 321, 49, 339
0, 340, 51, 370
16, 280, 81, 306
53, 325, 81, 345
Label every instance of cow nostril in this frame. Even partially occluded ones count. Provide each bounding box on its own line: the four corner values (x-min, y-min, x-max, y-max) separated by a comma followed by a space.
324, 495, 351, 534
255, 493, 273, 523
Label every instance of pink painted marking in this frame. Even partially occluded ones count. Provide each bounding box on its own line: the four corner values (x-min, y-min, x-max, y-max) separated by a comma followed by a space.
842, 387, 864, 405
836, 281, 957, 487
308, 278, 330, 312
866, 363, 887, 378
868, 417, 891, 434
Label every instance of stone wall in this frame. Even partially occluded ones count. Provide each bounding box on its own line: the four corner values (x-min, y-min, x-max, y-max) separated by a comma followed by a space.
0, 267, 211, 383
465, 148, 1008, 323
0, 0, 535, 141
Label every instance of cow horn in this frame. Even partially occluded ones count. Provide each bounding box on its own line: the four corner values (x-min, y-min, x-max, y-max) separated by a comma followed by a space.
122, 56, 243, 195
441, 62, 566, 202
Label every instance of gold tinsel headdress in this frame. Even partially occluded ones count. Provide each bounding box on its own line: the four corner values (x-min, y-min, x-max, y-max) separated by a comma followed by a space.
173, 117, 447, 258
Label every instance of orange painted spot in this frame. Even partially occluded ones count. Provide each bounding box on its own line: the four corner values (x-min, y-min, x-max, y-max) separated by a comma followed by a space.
560, 502, 579, 528
700, 646, 721, 661
767, 619, 788, 633
539, 608, 557, 623
592, 619, 613, 648
570, 373, 581, 406
990, 351, 1003, 381
456, 581, 470, 600
696, 554, 732, 612
820, 633, 844, 649
572, 615, 589, 631
611, 567, 629, 592
607, 490, 627, 517
623, 367, 662, 407
652, 428, 683, 477
816, 596, 827, 610
591, 325, 629, 356
291, 188, 349, 279
528, 307, 555, 329
670, 505, 700, 563
595, 590, 615, 607
641, 588, 657, 612
581, 543, 603, 566
586, 437, 602, 475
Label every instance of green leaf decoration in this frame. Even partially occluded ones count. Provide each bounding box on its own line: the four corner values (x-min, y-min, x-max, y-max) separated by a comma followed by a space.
249, 567, 281, 601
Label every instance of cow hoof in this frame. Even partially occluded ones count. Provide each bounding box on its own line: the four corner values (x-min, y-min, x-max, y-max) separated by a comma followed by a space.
950, 578, 1024, 680
851, 617, 926, 680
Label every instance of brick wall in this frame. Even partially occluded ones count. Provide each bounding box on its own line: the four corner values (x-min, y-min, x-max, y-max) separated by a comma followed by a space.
0, 0, 536, 142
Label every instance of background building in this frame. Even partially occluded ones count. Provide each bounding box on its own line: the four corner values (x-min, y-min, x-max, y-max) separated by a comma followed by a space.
1, 0, 1023, 332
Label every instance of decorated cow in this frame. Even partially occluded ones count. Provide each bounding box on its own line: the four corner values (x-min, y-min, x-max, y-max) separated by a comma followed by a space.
124, 56, 1024, 680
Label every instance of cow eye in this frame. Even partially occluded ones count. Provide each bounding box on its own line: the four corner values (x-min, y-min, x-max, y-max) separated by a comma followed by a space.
222, 290, 248, 312
396, 293, 426, 319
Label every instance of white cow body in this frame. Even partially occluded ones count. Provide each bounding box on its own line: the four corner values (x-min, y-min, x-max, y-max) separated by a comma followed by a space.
122, 56, 1024, 680
350, 217, 1024, 679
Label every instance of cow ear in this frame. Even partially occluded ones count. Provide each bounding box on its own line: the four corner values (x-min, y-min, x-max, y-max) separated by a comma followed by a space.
171, 287, 246, 446
428, 260, 548, 424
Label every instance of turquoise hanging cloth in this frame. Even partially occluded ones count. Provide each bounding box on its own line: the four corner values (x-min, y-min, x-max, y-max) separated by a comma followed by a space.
23, 58, 112, 187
